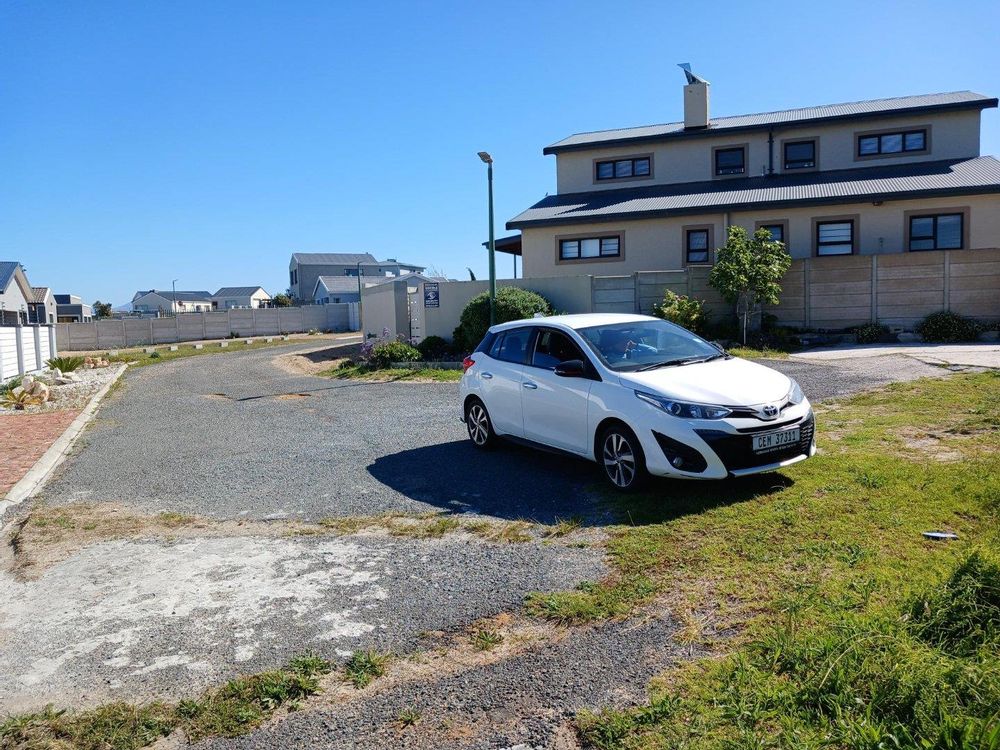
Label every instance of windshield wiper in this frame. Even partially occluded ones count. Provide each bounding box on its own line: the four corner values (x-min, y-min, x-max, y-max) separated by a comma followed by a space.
681, 353, 728, 365
635, 358, 693, 371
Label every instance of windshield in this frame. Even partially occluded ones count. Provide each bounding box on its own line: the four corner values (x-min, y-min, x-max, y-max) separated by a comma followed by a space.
578, 319, 722, 372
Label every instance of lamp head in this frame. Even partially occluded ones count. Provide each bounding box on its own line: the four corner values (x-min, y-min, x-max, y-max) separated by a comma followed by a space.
477, 151, 493, 164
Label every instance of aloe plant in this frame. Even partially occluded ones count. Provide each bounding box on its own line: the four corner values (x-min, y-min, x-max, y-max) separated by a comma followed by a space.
46, 356, 86, 372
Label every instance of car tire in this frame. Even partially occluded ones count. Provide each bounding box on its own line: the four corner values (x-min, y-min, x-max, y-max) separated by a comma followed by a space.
599, 423, 648, 492
465, 399, 498, 450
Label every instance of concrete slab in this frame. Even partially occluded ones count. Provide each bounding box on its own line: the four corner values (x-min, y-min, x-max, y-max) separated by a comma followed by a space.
792, 343, 1000, 368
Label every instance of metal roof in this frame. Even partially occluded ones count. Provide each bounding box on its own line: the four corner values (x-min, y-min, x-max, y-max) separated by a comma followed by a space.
314, 276, 373, 294
133, 289, 213, 302
544, 91, 998, 154
30, 286, 52, 303
0, 261, 21, 292
213, 286, 267, 298
507, 156, 1000, 229
291, 252, 378, 265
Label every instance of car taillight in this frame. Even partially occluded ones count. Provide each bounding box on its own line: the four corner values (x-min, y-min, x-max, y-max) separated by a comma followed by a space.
462, 356, 475, 372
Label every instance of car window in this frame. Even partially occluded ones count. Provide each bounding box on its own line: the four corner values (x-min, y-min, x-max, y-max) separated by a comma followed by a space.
491, 327, 532, 364
579, 319, 720, 371
531, 329, 585, 369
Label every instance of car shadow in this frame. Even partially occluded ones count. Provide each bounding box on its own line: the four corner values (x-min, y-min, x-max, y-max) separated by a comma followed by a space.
367, 440, 794, 526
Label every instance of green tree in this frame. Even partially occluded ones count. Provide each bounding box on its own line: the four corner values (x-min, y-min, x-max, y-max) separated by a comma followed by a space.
272, 293, 293, 307
92, 300, 113, 319
708, 226, 792, 344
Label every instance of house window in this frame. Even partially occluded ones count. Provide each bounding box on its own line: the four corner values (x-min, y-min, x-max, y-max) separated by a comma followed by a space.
595, 156, 651, 181
760, 224, 785, 243
685, 229, 711, 263
783, 140, 816, 170
909, 213, 963, 251
714, 147, 745, 176
857, 129, 927, 157
816, 220, 855, 256
559, 235, 621, 261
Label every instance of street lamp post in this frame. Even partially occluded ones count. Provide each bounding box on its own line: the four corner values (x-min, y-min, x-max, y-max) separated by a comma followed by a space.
478, 151, 496, 325
172, 279, 178, 315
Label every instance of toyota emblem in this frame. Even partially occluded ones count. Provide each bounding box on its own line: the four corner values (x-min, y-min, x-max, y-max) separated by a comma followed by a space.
761, 404, 779, 419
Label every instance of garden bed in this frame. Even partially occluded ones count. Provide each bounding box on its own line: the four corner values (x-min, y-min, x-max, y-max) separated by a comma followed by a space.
0, 366, 121, 415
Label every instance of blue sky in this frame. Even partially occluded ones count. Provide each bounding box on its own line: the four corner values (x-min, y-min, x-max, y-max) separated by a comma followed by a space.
2, 0, 998, 306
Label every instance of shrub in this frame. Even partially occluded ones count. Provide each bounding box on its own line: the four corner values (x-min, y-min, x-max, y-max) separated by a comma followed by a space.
855, 321, 892, 344
454, 287, 552, 352
149, 351, 161, 359
367, 339, 420, 369
46, 356, 85, 372
0, 376, 23, 396
650, 290, 706, 334
916, 311, 983, 343
416, 335, 451, 361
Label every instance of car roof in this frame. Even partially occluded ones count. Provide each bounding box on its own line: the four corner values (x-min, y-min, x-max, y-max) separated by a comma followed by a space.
489, 313, 656, 334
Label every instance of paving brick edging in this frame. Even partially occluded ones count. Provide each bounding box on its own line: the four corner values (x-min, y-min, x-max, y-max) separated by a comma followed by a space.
0, 364, 128, 518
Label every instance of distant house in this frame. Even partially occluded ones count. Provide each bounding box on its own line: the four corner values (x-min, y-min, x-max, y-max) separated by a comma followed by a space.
131, 289, 213, 314
312, 272, 448, 305
211, 287, 272, 309
54, 294, 94, 323
288, 252, 425, 302
28, 287, 57, 325
0, 261, 32, 325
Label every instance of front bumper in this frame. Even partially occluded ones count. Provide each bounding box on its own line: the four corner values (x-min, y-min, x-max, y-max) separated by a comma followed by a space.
638, 400, 815, 479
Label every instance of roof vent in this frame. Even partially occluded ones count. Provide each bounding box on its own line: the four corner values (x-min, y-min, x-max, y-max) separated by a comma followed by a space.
678, 63, 710, 130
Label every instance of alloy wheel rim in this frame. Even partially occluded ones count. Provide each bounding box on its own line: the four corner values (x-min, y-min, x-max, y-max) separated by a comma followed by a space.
468, 405, 488, 445
603, 432, 636, 487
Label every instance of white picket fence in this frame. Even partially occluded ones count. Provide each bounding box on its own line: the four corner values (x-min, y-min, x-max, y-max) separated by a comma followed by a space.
0, 325, 57, 381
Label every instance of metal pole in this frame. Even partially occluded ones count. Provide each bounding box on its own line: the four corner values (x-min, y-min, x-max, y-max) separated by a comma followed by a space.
357, 261, 364, 335
487, 161, 496, 325
172, 279, 178, 315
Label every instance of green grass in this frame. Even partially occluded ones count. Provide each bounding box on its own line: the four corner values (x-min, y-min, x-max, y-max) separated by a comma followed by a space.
325, 363, 462, 382
727, 345, 791, 359
529, 371, 1000, 749
343, 650, 392, 689
104, 337, 311, 368
470, 629, 505, 651
0, 654, 333, 749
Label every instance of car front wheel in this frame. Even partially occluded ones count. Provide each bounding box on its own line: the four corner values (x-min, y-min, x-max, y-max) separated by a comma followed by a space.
465, 399, 498, 450
600, 423, 647, 492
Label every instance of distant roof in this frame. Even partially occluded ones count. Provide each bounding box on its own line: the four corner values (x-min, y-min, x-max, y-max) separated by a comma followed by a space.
30, 286, 51, 303
313, 272, 447, 297
291, 252, 378, 265
507, 156, 1000, 229
544, 91, 998, 154
0, 261, 21, 291
213, 286, 268, 298
133, 289, 213, 302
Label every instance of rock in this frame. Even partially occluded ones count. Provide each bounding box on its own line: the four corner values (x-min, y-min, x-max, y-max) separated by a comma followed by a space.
32, 382, 50, 402
11, 386, 24, 398
52, 368, 63, 379
54, 377, 74, 386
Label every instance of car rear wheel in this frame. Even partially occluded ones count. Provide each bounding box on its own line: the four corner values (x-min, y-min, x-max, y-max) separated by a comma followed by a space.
465, 399, 498, 450
600, 423, 647, 492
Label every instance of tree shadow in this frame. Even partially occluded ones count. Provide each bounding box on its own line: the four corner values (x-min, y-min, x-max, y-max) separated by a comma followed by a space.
367, 440, 794, 526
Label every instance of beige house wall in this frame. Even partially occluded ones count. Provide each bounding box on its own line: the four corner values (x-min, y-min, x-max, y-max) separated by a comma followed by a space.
555, 110, 982, 193
520, 193, 1000, 277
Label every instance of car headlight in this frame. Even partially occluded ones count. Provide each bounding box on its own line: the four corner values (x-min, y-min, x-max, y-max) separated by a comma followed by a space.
787, 378, 805, 405
634, 390, 732, 420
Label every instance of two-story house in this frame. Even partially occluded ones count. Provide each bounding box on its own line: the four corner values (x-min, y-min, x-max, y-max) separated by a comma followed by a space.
288, 252, 425, 302
54, 294, 94, 322
507, 69, 1000, 292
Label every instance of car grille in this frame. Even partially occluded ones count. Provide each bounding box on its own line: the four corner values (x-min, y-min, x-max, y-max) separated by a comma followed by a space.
696, 415, 814, 472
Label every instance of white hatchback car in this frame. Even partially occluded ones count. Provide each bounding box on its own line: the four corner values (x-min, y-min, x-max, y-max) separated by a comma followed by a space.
459, 313, 814, 491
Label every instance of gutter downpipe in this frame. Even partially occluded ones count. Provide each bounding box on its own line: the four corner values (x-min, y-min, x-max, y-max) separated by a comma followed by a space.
767, 129, 774, 175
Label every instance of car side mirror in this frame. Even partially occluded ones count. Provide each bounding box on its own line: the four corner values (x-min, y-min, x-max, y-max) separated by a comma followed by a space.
554, 359, 586, 378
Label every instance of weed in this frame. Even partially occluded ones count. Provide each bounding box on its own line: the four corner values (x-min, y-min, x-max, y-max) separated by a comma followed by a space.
470, 629, 504, 651
343, 650, 391, 688
397, 707, 421, 727
544, 517, 583, 538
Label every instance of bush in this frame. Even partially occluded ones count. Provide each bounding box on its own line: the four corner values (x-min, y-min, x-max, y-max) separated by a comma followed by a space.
416, 335, 451, 361
46, 356, 85, 372
453, 287, 552, 352
367, 340, 420, 369
651, 290, 706, 334
855, 322, 892, 344
916, 311, 982, 343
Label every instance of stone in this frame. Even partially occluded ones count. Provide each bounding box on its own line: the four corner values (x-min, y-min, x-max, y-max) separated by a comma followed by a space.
32, 382, 50, 402
21, 376, 35, 390
52, 368, 63, 379
193, 344, 203, 350
220, 341, 229, 348
169, 346, 179, 352
265, 337, 274, 343
11, 386, 24, 398
245, 339, 254, 344
143, 347, 156, 354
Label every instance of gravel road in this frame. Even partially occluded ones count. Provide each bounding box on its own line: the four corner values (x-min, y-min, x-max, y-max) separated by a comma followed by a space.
38, 343, 947, 524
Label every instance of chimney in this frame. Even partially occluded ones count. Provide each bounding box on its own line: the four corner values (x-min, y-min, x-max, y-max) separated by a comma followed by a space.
678, 63, 710, 129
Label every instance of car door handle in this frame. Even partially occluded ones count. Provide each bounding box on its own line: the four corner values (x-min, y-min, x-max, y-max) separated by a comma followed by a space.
522, 381, 538, 390
481, 372, 493, 379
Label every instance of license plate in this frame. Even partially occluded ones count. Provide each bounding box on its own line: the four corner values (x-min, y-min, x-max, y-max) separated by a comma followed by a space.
752, 427, 800, 453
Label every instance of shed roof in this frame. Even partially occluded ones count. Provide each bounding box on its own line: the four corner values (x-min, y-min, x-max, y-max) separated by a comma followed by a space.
291, 252, 378, 266
133, 289, 213, 302
544, 91, 998, 154
507, 156, 1000, 229
213, 287, 268, 298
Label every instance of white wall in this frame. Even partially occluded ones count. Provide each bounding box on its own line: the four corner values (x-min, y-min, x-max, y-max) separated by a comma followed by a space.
0, 325, 57, 381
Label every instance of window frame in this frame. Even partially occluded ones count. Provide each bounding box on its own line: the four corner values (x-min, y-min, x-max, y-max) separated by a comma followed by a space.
755, 219, 789, 247
712, 144, 748, 178
555, 232, 624, 264
526, 326, 596, 375
812, 215, 859, 256
593, 153, 654, 184
489, 327, 533, 365
682, 223, 715, 265
781, 138, 818, 171
855, 126, 931, 160
904, 207, 968, 252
